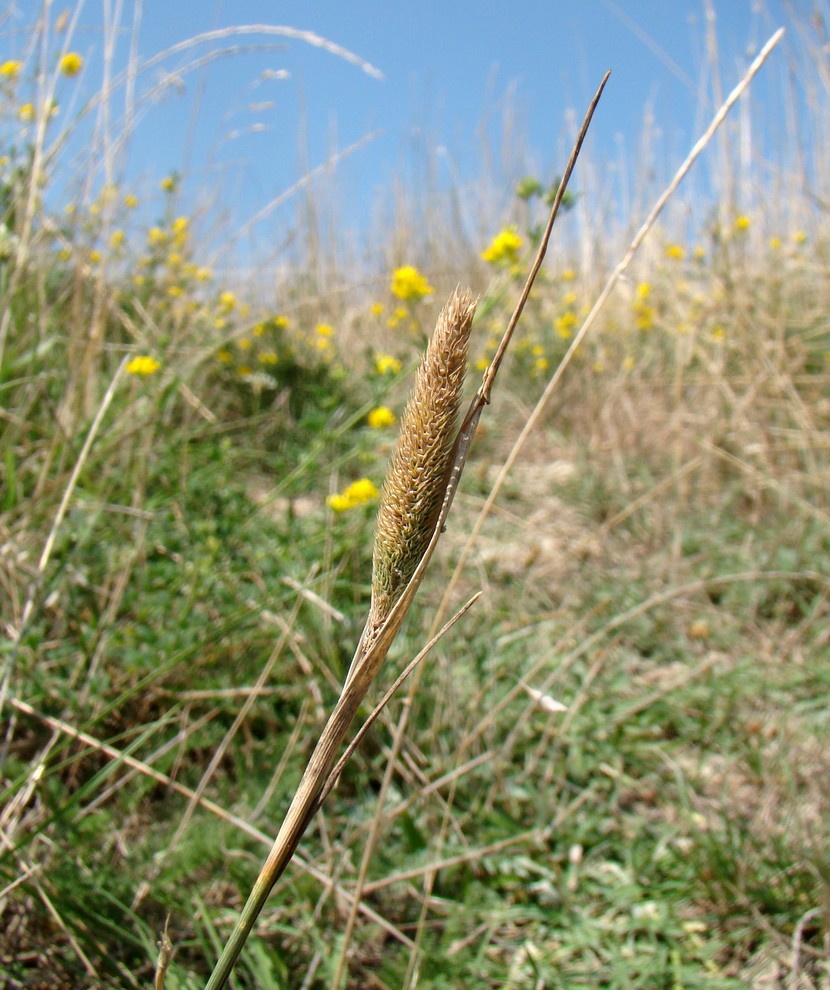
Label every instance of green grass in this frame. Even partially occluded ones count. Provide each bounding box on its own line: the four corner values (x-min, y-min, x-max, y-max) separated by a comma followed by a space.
2, 7, 830, 990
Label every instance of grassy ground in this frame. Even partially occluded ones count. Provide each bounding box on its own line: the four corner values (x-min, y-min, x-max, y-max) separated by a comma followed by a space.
2, 6, 830, 990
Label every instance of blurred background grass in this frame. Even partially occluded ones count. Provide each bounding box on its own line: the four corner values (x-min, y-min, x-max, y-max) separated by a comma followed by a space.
1, 4, 829, 989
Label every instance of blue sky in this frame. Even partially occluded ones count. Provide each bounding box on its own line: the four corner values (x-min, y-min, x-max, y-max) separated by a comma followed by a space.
5, 1, 803, 268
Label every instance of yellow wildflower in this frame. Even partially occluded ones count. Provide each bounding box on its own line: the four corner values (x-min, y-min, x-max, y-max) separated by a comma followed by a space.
88, 249, 101, 264
534, 357, 550, 373
237, 365, 252, 377
694, 246, 705, 260
273, 314, 289, 330
315, 323, 334, 337
711, 325, 725, 341
18, 103, 35, 122
481, 227, 522, 266
57, 247, 72, 262
622, 355, 635, 372
391, 265, 433, 301
160, 175, 176, 192
196, 266, 212, 282
474, 356, 489, 372
327, 477, 379, 512
0, 60, 22, 79
218, 290, 236, 312
171, 216, 188, 248
387, 305, 408, 329
147, 226, 167, 248
734, 214, 750, 232
555, 311, 577, 339
217, 349, 233, 364
59, 52, 83, 76
635, 304, 655, 331
126, 355, 160, 376
214, 317, 226, 330
563, 290, 578, 306
109, 230, 125, 249
258, 351, 278, 365
371, 301, 384, 316
769, 236, 782, 250
561, 267, 576, 281
794, 230, 807, 245
166, 284, 183, 298
123, 193, 138, 209
237, 338, 251, 350
132, 274, 145, 287
367, 406, 396, 429
375, 354, 402, 375
666, 243, 685, 261
636, 282, 651, 300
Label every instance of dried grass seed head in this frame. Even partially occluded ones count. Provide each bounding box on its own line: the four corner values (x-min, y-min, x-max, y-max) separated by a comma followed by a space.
370, 287, 477, 626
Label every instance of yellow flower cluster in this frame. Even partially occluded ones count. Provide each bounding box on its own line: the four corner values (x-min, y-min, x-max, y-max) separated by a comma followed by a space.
555, 310, 577, 340
126, 355, 160, 376
634, 282, 655, 331
327, 477, 379, 512
368, 406, 396, 429
391, 265, 433, 301
314, 323, 334, 351
374, 353, 402, 376
218, 290, 236, 313
386, 306, 409, 330
481, 227, 522, 266
59, 52, 83, 76
0, 60, 22, 79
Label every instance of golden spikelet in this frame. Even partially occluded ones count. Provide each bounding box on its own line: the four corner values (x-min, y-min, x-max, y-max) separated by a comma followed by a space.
370, 287, 477, 628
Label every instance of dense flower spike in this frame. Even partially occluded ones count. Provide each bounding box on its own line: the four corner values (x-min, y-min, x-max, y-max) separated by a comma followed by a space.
369, 288, 476, 627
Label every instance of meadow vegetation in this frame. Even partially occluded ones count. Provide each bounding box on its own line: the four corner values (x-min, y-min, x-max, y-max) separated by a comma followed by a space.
1, 5, 829, 989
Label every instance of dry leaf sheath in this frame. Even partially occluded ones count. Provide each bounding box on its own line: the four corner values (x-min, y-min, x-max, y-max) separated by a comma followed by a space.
370, 288, 476, 629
